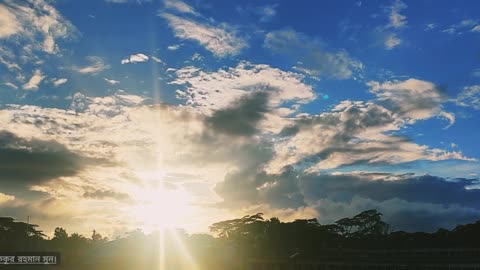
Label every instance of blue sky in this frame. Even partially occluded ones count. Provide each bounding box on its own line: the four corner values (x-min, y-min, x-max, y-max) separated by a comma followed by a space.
1, 0, 480, 237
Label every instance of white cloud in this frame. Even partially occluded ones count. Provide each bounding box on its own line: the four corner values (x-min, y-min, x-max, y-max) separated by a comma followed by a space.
368, 78, 454, 125
4, 82, 18, 89
167, 44, 181, 50
442, 19, 479, 35
265, 29, 364, 80
151, 56, 164, 63
0, 49, 21, 71
191, 53, 202, 61
0, 193, 15, 205
266, 98, 468, 174
172, 61, 315, 116
164, 0, 198, 15
0, 0, 77, 54
384, 33, 401, 49
424, 23, 436, 31
387, 0, 407, 29
159, 13, 247, 57
52, 78, 68, 87
22, 69, 45, 91
0, 4, 21, 38
442, 27, 456, 34
104, 78, 120, 85
378, 0, 407, 50
73, 56, 110, 75
264, 78, 464, 173
171, 62, 318, 135
121, 53, 149, 64
455, 85, 480, 110
0, 0, 77, 90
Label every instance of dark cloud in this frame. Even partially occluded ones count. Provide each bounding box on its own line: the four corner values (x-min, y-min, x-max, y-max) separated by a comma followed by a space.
0, 130, 90, 188
215, 163, 480, 231
301, 174, 480, 207
215, 165, 306, 209
206, 91, 270, 136
282, 102, 396, 139
271, 101, 409, 171
314, 173, 480, 231
83, 189, 131, 202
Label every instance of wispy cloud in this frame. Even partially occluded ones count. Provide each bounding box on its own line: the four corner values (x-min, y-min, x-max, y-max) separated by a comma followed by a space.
265, 28, 364, 80
151, 56, 163, 63
121, 53, 149, 64
377, 0, 407, 49
4, 82, 18, 89
455, 85, 480, 110
258, 4, 277, 22
73, 56, 110, 75
0, 0, 78, 54
159, 0, 246, 58
0, 0, 78, 93
167, 44, 182, 50
190, 53, 202, 61
387, 0, 407, 29
424, 23, 436, 31
368, 78, 454, 125
384, 33, 401, 49
163, 0, 198, 15
104, 78, 120, 85
22, 69, 45, 91
236, 4, 278, 22
159, 13, 247, 57
442, 19, 479, 35
0, 5, 21, 38
52, 78, 68, 87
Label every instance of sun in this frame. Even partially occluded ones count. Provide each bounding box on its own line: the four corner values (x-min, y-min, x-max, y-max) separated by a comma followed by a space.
130, 184, 193, 231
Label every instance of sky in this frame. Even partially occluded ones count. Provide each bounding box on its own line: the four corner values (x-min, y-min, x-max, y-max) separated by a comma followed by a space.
1, 0, 480, 238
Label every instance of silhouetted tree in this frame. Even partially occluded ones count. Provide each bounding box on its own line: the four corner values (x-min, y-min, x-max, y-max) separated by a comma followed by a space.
2, 208, 480, 270
53, 227, 68, 240
334, 209, 389, 239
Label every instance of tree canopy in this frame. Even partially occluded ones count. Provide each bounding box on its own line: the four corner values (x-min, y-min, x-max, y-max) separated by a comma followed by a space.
1, 209, 480, 269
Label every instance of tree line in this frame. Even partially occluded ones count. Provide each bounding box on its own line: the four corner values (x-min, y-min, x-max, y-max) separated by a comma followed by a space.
1, 209, 480, 269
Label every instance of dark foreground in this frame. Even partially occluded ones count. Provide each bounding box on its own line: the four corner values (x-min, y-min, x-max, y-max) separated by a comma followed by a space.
2, 210, 480, 269
251, 249, 480, 270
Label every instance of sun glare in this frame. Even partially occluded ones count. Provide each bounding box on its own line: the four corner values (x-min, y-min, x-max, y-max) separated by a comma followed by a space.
130, 184, 193, 231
